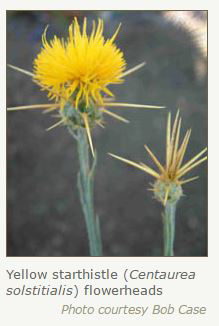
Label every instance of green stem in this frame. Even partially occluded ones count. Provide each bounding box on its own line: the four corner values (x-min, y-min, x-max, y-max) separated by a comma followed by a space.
163, 202, 176, 256
75, 127, 102, 256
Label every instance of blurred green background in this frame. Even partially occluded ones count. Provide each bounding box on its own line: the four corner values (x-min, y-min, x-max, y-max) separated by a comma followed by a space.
7, 10, 207, 256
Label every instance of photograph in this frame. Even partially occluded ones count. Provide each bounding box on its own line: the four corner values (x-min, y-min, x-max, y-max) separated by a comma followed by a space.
7, 10, 207, 257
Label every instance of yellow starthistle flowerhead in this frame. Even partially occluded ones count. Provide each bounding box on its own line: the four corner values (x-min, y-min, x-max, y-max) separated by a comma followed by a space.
33, 17, 126, 109
8, 17, 164, 156
109, 110, 207, 206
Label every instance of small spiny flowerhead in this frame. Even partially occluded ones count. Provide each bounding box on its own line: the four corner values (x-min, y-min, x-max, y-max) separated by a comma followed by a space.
109, 110, 207, 206
33, 17, 126, 109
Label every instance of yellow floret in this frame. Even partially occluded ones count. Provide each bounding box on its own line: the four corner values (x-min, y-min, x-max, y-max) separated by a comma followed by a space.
33, 17, 126, 109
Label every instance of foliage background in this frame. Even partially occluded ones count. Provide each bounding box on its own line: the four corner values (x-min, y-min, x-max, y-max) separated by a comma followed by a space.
7, 10, 207, 256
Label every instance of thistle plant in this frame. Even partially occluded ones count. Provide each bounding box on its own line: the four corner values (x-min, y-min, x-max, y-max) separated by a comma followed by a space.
7, 17, 164, 256
109, 111, 207, 256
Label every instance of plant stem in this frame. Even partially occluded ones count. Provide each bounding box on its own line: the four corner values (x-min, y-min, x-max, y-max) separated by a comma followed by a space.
75, 127, 102, 256
163, 202, 176, 256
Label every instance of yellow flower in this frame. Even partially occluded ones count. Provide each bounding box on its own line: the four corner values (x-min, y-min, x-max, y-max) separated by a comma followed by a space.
33, 17, 126, 109
8, 17, 164, 156
109, 111, 207, 205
